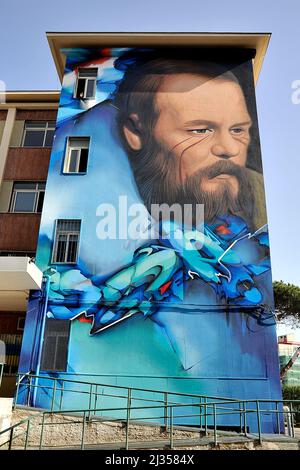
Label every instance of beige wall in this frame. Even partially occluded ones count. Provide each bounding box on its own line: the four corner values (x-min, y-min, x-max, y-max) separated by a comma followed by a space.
0, 109, 16, 188
9, 121, 24, 147
0, 121, 5, 143
0, 181, 13, 212
0, 398, 13, 436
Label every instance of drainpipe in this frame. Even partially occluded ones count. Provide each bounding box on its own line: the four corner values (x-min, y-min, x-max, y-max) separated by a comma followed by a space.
32, 275, 51, 407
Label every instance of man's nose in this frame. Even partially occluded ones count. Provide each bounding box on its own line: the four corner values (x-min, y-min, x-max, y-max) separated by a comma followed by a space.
211, 131, 240, 159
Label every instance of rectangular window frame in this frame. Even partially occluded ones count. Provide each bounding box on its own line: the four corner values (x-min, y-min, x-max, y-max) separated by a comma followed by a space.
21, 121, 56, 148
17, 317, 25, 331
9, 182, 46, 213
40, 319, 70, 372
74, 68, 97, 100
63, 137, 90, 175
52, 219, 81, 265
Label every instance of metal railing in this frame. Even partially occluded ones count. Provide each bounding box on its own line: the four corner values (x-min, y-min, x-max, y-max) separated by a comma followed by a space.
13, 373, 300, 432
0, 334, 22, 376
16, 374, 300, 426
1, 398, 300, 451
0, 372, 295, 450
14, 372, 241, 420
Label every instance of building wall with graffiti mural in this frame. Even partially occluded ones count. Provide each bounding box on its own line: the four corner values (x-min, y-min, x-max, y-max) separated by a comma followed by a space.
18, 46, 282, 431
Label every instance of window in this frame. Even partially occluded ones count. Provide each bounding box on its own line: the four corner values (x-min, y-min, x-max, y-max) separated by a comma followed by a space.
74, 68, 97, 99
52, 219, 81, 264
63, 137, 90, 174
22, 121, 55, 147
17, 317, 25, 331
0, 334, 23, 375
40, 319, 70, 372
10, 182, 45, 213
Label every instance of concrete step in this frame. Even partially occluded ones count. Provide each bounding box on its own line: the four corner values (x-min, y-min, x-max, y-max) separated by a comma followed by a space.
10, 434, 300, 451
3, 407, 299, 451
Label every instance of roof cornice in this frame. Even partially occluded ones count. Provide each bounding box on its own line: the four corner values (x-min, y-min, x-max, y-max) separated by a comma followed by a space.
0, 91, 60, 109
47, 32, 271, 84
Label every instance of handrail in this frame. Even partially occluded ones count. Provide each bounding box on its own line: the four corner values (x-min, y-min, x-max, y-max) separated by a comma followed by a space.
1, 398, 299, 450
6, 400, 300, 420
10, 372, 300, 450
16, 371, 31, 385
14, 372, 238, 403
14, 372, 300, 408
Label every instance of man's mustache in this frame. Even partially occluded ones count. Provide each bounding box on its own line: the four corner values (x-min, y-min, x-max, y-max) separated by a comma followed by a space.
189, 160, 244, 182
127, 136, 254, 228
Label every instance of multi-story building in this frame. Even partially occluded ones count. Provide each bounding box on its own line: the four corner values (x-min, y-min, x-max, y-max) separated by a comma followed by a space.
1, 33, 283, 432
278, 335, 300, 386
0, 92, 59, 395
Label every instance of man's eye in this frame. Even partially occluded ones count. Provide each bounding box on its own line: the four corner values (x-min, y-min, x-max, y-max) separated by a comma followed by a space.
231, 127, 244, 134
190, 128, 212, 134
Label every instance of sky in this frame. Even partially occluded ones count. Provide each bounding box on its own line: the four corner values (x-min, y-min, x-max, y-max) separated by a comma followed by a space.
0, 1, 299, 298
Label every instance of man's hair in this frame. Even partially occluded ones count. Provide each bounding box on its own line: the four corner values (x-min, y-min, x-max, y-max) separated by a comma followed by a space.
114, 57, 239, 154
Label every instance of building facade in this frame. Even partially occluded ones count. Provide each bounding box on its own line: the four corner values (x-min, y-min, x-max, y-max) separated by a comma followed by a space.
0, 92, 58, 395
278, 335, 300, 386
9, 33, 282, 432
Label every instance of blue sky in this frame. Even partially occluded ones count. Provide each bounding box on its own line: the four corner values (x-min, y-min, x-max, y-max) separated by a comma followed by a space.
0, 0, 300, 291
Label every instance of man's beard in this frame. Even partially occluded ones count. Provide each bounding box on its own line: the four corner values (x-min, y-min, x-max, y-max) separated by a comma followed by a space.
127, 138, 255, 229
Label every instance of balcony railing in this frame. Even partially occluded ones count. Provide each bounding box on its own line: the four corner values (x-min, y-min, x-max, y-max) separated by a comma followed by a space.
0, 334, 22, 376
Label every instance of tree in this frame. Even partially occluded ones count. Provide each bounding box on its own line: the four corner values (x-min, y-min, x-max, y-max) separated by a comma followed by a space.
273, 280, 300, 327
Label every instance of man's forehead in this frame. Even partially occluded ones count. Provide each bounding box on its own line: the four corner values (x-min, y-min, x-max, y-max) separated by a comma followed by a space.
154, 73, 247, 114
157, 72, 221, 93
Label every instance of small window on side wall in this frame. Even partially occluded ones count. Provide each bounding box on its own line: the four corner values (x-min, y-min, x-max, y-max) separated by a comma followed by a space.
40, 319, 70, 372
63, 137, 90, 174
75, 68, 97, 99
52, 219, 81, 264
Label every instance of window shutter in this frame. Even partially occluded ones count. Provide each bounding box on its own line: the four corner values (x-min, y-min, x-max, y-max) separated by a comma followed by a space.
41, 319, 70, 372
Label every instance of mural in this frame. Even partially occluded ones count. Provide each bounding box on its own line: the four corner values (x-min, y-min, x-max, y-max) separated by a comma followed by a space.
19, 47, 282, 431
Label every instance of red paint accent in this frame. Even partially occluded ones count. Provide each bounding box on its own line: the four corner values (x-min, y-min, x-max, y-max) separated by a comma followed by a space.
78, 315, 93, 324
216, 224, 232, 235
74, 55, 111, 75
101, 48, 111, 57
159, 280, 172, 295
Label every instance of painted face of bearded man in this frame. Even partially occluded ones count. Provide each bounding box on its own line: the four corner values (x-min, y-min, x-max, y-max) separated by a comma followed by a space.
116, 59, 255, 228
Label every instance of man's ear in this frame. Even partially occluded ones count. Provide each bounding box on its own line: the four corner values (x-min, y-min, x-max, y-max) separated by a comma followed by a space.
123, 113, 142, 151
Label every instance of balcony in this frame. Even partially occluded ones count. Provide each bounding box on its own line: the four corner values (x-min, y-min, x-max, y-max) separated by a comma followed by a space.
0, 213, 41, 252
4, 147, 51, 180
0, 256, 42, 311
